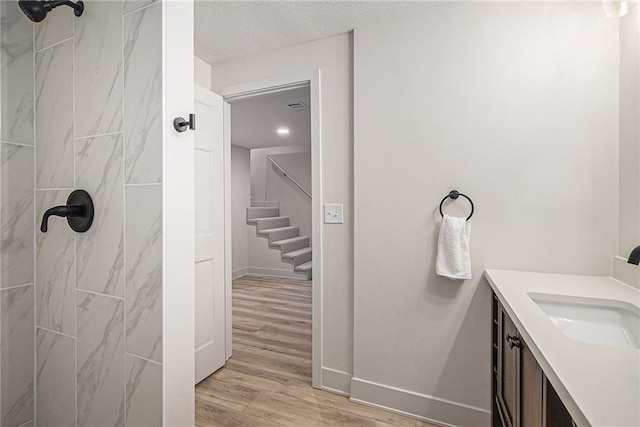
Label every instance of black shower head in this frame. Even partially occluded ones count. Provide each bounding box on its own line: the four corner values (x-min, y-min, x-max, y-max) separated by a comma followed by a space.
18, 0, 84, 23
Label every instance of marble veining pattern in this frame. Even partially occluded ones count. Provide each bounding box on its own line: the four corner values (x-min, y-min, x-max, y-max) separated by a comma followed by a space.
125, 355, 162, 426
123, 0, 158, 15
74, 0, 123, 137
0, 285, 34, 426
36, 328, 76, 427
1, 0, 165, 424
124, 3, 162, 184
35, 6, 73, 52
76, 291, 125, 427
36, 190, 75, 335
0, 0, 34, 145
0, 143, 34, 289
35, 40, 74, 189
125, 185, 162, 362
76, 134, 124, 297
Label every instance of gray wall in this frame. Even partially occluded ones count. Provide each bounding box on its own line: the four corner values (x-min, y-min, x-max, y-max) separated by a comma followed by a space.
353, 3, 618, 425
212, 31, 355, 385
231, 144, 250, 277
244, 146, 313, 277
211, 32, 355, 393
1, 1, 164, 425
1, 0, 35, 425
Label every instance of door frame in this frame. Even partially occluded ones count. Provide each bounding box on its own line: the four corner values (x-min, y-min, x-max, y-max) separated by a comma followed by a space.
220, 71, 323, 388
163, 0, 195, 425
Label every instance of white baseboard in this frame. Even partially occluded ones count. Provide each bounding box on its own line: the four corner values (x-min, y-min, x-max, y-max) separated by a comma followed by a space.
321, 368, 351, 396
350, 378, 490, 427
247, 267, 307, 279
232, 267, 249, 279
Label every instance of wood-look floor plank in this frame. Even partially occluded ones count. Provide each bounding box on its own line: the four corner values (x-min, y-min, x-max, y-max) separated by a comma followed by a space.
234, 293, 312, 309
196, 398, 281, 427
209, 369, 415, 427
197, 375, 262, 409
244, 392, 395, 427
233, 329, 312, 359
196, 275, 416, 427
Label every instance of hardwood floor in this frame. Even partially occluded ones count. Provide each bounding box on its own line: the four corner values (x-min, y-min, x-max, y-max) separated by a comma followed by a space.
195, 275, 434, 427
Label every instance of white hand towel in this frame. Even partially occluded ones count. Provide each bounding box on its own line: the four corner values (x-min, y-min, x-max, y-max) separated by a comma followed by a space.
436, 214, 472, 280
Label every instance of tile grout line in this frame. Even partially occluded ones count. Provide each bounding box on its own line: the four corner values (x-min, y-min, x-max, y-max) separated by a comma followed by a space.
122, 0, 158, 17
125, 352, 162, 367
32, 17, 37, 427
0, 283, 34, 292
34, 36, 74, 54
76, 288, 124, 301
75, 130, 124, 141
0, 140, 34, 148
72, 12, 78, 427
36, 325, 76, 341
124, 182, 162, 187
122, 2, 127, 424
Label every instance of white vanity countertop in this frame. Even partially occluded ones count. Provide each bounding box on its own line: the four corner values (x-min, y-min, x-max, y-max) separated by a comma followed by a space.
484, 269, 640, 427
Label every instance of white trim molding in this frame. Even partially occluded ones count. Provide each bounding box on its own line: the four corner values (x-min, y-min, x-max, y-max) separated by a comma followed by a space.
349, 378, 490, 427
232, 267, 249, 280
163, 0, 195, 425
246, 267, 307, 279
321, 368, 351, 396
220, 70, 323, 390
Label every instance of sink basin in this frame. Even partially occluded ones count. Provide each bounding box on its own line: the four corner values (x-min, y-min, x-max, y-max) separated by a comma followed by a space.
529, 293, 640, 349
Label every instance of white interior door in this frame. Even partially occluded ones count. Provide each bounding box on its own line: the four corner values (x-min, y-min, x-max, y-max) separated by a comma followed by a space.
194, 85, 226, 384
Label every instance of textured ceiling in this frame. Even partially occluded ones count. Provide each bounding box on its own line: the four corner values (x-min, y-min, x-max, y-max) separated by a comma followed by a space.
194, 1, 436, 64
230, 86, 311, 149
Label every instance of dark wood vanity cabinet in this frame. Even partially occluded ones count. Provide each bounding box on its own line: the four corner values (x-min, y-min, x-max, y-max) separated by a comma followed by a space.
492, 292, 573, 427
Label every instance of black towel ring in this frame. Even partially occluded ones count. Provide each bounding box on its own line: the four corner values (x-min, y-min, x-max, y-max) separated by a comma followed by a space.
439, 190, 474, 221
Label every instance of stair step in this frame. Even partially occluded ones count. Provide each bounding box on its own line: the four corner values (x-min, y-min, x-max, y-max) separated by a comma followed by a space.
282, 247, 312, 267
246, 207, 279, 221
254, 216, 290, 231
272, 236, 310, 254
295, 260, 312, 280
294, 261, 313, 272
258, 226, 299, 244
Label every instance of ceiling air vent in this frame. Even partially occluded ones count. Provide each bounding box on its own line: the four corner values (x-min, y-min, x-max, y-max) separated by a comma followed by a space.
287, 101, 310, 112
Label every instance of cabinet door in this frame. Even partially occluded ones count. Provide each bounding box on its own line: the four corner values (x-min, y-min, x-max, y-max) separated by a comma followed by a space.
544, 379, 573, 427
498, 307, 519, 427
521, 340, 543, 427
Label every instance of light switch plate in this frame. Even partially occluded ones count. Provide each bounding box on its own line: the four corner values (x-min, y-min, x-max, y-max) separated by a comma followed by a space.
324, 204, 343, 224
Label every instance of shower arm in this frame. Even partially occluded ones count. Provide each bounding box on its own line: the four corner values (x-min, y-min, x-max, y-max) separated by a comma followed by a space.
47, 0, 78, 9
46, 0, 84, 16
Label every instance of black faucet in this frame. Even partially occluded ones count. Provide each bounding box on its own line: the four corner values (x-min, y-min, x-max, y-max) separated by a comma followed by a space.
628, 245, 640, 265
41, 190, 94, 233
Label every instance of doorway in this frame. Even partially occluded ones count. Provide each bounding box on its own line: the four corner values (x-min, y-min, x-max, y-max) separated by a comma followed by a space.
193, 74, 323, 411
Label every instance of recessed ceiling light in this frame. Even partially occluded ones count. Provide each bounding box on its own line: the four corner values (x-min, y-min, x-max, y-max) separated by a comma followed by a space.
277, 127, 290, 135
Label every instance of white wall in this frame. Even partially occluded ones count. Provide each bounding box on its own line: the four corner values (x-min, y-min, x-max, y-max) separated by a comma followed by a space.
231, 145, 251, 278
250, 146, 311, 201
353, 3, 619, 426
269, 151, 312, 195
195, 56, 211, 90
245, 147, 313, 277
266, 150, 312, 238
619, 3, 640, 257
211, 33, 354, 389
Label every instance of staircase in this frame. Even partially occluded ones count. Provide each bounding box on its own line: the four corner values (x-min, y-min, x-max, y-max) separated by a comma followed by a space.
246, 204, 312, 280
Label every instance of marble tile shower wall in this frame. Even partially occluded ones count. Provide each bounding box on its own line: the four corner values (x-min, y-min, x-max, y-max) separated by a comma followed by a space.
1, 1, 36, 426
2, 1, 164, 426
